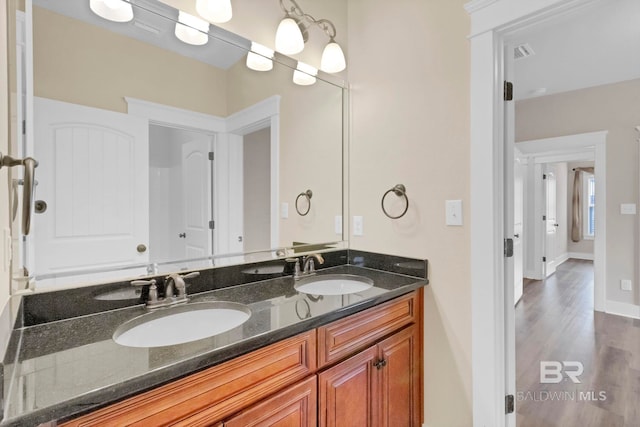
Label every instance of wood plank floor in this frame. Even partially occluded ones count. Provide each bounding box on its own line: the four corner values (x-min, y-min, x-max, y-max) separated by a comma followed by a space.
516, 259, 640, 427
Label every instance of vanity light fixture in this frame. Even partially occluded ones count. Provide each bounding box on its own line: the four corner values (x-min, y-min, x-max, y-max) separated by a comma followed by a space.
175, 11, 210, 46
89, 0, 133, 23
275, 0, 346, 73
196, 0, 233, 24
292, 62, 317, 86
246, 42, 275, 71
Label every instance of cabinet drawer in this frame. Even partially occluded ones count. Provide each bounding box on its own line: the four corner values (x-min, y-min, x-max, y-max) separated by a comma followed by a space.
317, 291, 418, 368
223, 376, 317, 427
60, 330, 316, 427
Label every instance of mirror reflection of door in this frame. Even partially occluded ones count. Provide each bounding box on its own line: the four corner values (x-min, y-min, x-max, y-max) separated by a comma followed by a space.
33, 97, 149, 277
149, 125, 213, 265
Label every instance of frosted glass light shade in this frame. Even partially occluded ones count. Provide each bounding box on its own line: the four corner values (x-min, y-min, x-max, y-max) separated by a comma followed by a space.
275, 17, 304, 55
175, 11, 210, 46
89, 0, 133, 22
196, 0, 232, 24
246, 42, 274, 71
320, 41, 346, 73
293, 62, 317, 86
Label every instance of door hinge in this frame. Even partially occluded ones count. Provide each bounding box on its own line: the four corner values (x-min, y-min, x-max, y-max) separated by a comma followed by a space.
542, 256, 546, 262
504, 238, 514, 258
542, 215, 546, 221
22, 120, 26, 135
504, 81, 514, 101
209, 220, 215, 229
208, 151, 214, 161
543, 174, 547, 180
505, 394, 515, 414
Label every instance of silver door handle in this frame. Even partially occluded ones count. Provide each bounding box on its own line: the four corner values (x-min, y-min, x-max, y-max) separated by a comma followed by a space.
1, 153, 38, 235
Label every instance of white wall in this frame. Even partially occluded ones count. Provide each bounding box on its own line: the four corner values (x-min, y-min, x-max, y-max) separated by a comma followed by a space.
0, 2, 12, 311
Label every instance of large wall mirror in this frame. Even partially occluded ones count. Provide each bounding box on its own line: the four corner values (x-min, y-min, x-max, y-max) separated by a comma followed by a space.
8, 0, 346, 291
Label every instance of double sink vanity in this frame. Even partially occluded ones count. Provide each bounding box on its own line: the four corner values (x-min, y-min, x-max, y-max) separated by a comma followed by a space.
1, 250, 428, 426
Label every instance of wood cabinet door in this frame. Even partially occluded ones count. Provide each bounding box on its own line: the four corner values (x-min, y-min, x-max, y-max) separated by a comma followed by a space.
223, 376, 316, 427
318, 346, 378, 427
377, 325, 421, 427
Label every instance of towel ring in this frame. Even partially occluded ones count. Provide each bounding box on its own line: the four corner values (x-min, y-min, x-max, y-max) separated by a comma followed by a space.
295, 298, 311, 320
381, 184, 409, 219
295, 189, 313, 216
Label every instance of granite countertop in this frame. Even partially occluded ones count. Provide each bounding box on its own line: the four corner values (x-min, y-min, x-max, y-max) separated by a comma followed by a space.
1, 261, 427, 426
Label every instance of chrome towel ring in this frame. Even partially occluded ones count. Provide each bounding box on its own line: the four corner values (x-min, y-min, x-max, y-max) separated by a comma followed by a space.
295, 189, 313, 216
1, 152, 38, 235
381, 184, 409, 219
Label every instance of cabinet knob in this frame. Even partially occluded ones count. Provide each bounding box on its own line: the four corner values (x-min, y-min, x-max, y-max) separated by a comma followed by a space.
374, 359, 387, 369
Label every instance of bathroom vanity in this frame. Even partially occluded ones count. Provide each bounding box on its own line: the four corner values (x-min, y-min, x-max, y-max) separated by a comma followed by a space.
0, 250, 428, 426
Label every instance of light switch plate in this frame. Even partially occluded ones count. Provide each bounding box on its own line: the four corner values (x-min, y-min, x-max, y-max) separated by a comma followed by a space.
446, 200, 463, 226
620, 203, 636, 215
281, 203, 289, 219
353, 216, 364, 236
335, 215, 342, 234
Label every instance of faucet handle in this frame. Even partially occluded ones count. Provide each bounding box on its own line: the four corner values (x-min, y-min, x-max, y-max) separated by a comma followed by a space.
181, 271, 200, 280
131, 279, 157, 287
131, 279, 158, 304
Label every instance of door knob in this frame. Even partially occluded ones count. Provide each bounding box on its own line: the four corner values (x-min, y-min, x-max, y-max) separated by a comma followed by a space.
137, 244, 147, 253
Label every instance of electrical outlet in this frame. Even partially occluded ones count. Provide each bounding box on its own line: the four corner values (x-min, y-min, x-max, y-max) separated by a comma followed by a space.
620, 204, 636, 215
353, 216, 364, 236
621, 279, 632, 291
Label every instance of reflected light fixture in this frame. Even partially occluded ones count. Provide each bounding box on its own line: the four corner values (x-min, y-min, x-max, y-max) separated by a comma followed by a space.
275, 0, 346, 73
175, 11, 210, 46
196, 0, 233, 24
246, 42, 275, 71
293, 62, 317, 86
89, 0, 133, 22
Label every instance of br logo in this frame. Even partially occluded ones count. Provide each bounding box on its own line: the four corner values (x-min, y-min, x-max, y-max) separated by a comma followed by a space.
540, 361, 584, 384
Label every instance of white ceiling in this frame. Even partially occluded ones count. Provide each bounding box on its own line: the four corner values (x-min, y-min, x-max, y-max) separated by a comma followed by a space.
511, 0, 640, 100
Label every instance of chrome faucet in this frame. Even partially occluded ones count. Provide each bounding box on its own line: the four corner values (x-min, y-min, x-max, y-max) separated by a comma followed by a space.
131, 271, 199, 309
293, 254, 325, 279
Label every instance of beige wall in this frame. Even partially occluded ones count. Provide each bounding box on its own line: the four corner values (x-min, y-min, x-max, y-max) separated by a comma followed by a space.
243, 128, 271, 252
33, 7, 228, 116
348, 0, 472, 425
516, 79, 640, 306
567, 161, 595, 256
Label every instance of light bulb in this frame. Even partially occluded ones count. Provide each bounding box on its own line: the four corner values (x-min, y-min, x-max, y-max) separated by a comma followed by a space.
320, 40, 346, 73
89, 0, 133, 22
175, 11, 210, 46
196, 0, 232, 24
246, 42, 274, 71
293, 62, 317, 86
275, 17, 304, 55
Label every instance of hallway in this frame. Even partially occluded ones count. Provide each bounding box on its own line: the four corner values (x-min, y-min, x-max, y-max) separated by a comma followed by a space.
516, 259, 640, 426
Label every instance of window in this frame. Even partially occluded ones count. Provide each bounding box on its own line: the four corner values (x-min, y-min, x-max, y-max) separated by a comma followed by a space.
583, 174, 595, 238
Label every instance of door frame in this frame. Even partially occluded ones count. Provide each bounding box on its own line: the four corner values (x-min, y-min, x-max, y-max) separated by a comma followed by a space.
465, 0, 601, 425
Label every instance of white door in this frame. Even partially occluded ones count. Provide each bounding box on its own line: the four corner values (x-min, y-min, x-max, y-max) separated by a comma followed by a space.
181, 137, 212, 260
33, 97, 149, 275
544, 168, 558, 276
513, 153, 524, 304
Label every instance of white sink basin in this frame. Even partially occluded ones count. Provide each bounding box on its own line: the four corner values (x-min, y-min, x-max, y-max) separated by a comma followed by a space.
294, 274, 374, 296
113, 302, 251, 348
